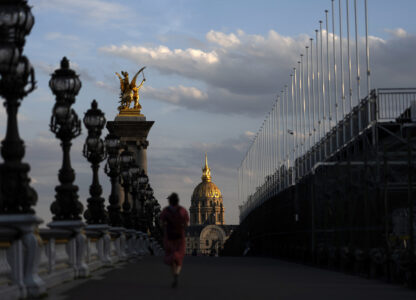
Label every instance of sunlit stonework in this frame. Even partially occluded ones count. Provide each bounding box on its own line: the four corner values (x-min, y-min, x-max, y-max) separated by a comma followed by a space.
190, 153, 225, 225
186, 154, 236, 255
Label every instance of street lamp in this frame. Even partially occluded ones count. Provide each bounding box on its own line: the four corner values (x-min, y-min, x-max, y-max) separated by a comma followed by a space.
129, 163, 140, 230
83, 100, 107, 224
137, 169, 148, 231
119, 148, 134, 229
104, 133, 122, 227
0, 0, 37, 214
144, 184, 154, 233
49, 57, 83, 221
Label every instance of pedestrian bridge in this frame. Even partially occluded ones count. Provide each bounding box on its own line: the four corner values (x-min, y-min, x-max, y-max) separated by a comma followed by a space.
41, 256, 416, 300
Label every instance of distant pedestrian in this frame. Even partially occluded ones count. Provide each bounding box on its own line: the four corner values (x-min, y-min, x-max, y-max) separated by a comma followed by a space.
160, 192, 189, 288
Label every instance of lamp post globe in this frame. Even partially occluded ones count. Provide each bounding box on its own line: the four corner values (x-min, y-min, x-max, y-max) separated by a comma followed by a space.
49, 57, 81, 105
0, 0, 34, 75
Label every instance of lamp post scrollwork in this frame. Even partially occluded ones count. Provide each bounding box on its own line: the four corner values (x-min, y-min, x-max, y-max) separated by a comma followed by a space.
83, 100, 107, 224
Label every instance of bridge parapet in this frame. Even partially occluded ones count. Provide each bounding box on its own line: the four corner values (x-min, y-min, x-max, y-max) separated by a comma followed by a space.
0, 227, 163, 299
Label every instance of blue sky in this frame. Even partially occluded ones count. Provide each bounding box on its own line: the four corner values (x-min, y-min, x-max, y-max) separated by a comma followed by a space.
2, 0, 416, 225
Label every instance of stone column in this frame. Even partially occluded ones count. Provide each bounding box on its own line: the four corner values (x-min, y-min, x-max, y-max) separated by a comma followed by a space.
106, 115, 154, 207
107, 115, 154, 173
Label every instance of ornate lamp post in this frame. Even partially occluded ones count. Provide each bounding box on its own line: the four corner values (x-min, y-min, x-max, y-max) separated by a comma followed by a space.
0, 0, 36, 215
104, 134, 123, 227
83, 100, 107, 224
0, 1, 46, 296
129, 163, 141, 230
137, 169, 148, 231
49, 57, 83, 221
119, 148, 134, 229
153, 202, 162, 241
144, 184, 154, 233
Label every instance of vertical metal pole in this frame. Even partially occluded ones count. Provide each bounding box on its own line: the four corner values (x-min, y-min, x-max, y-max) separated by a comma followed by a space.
310, 39, 316, 145
265, 113, 269, 197
365, 0, 371, 95
283, 86, 287, 178
326, 10, 332, 133
291, 74, 296, 182
306, 46, 311, 152
364, 0, 372, 135
332, 0, 339, 148
320, 21, 326, 138
339, 0, 346, 144
294, 67, 298, 164
300, 56, 305, 157
285, 84, 289, 177
302, 55, 307, 157
347, 0, 353, 137
354, 0, 361, 131
277, 95, 281, 191
316, 30, 321, 143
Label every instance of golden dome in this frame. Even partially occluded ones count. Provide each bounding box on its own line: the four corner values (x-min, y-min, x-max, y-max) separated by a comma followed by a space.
189, 153, 225, 225
192, 181, 222, 200
191, 153, 222, 201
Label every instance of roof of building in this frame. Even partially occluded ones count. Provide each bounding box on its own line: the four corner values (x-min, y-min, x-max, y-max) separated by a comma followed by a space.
191, 153, 223, 201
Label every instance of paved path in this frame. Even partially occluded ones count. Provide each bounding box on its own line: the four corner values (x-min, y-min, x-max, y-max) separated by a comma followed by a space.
49, 256, 416, 300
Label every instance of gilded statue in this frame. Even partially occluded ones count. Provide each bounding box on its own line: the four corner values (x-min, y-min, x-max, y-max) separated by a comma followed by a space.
115, 66, 146, 113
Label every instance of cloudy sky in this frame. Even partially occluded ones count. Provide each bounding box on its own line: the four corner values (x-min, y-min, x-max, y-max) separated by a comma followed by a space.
2, 0, 416, 225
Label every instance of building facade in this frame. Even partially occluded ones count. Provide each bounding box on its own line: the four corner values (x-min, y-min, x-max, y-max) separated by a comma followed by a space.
186, 154, 236, 255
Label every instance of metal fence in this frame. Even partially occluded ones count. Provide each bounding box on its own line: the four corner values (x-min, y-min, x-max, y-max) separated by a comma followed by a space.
377, 88, 416, 121
239, 89, 416, 222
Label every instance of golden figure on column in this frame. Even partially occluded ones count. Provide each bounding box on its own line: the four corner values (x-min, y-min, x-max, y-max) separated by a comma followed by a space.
115, 66, 146, 116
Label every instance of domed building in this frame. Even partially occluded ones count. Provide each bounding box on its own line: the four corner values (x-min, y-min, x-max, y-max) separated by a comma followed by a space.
189, 154, 225, 225
185, 154, 237, 255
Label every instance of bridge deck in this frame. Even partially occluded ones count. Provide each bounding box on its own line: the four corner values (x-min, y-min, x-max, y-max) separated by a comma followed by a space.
48, 256, 416, 300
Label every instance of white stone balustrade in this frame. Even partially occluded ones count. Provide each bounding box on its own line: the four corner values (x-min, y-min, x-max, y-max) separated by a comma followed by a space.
0, 224, 162, 300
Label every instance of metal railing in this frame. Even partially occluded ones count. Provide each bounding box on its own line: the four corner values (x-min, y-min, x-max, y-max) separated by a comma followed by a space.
239, 89, 416, 222
376, 88, 416, 121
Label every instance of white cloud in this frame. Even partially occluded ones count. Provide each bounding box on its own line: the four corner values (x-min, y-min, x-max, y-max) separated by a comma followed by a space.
206, 30, 241, 48
385, 28, 408, 38
100, 45, 219, 73
143, 85, 208, 106
99, 29, 308, 99
100, 28, 416, 117
244, 131, 255, 137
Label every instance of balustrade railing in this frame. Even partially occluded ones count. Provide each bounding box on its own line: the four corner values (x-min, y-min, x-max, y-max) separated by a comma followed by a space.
0, 229, 163, 299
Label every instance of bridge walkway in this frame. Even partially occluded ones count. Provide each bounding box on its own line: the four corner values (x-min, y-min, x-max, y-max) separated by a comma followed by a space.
48, 256, 416, 300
